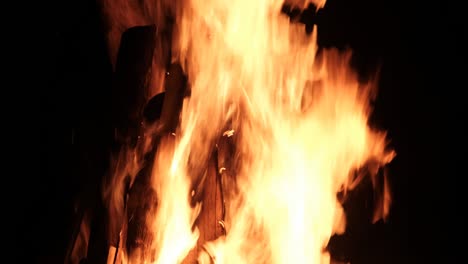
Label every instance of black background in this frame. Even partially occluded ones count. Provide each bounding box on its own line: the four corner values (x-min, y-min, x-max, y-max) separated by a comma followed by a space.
36, 0, 456, 263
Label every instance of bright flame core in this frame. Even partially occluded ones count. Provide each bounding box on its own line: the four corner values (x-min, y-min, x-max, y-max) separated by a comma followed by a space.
121, 0, 395, 263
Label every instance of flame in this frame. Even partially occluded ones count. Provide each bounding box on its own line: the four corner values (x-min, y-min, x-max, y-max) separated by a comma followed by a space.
67, 209, 92, 264
107, 0, 395, 263
173, 0, 393, 263
145, 134, 202, 263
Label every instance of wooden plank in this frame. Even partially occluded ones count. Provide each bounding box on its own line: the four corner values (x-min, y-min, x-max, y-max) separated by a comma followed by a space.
111, 24, 156, 143
183, 155, 225, 264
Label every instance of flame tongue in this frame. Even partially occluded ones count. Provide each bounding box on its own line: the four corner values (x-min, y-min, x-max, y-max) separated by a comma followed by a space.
146, 134, 201, 264
124, 0, 395, 263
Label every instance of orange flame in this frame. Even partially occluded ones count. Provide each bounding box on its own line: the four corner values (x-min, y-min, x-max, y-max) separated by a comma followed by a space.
145, 134, 202, 263
173, 0, 393, 263
107, 0, 395, 263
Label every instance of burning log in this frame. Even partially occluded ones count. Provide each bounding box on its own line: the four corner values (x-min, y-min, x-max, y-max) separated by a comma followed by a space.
126, 61, 227, 263
107, 23, 157, 251
111, 24, 156, 144
124, 62, 189, 261
65, 24, 158, 264
158, 63, 189, 133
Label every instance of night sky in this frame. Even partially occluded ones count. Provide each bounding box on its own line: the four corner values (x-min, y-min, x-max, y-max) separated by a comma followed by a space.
37, 0, 454, 263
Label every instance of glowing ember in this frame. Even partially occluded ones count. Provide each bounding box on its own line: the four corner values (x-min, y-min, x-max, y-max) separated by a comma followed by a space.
105, 0, 395, 263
